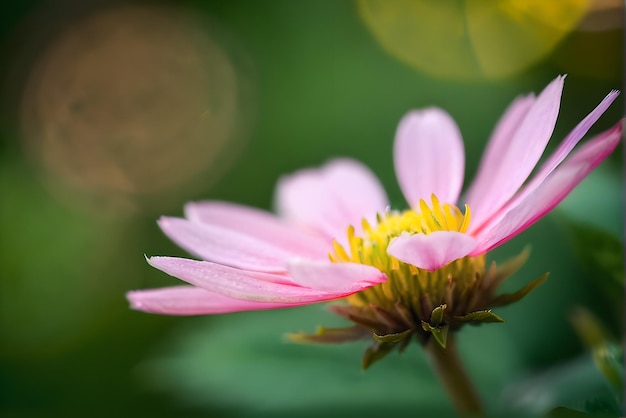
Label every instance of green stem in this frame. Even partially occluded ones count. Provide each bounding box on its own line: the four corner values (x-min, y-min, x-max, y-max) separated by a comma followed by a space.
425, 336, 484, 417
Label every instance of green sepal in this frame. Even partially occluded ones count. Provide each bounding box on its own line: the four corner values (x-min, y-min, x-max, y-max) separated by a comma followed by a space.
287, 325, 368, 344
453, 310, 505, 324
373, 328, 413, 343
561, 220, 624, 319
483, 247, 530, 292
361, 341, 395, 370
489, 273, 548, 308
430, 304, 447, 327
421, 322, 449, 348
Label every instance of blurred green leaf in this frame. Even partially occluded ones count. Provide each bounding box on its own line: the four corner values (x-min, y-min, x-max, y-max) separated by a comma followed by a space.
140, 305, 525, 416
500, 353, 622, 417
558, 168, 623, 237
0, 160, 134, 358
570, 308, 622, 395
553, 27, 623, 80
557, 216, 623, 328
560, 220, 623, 291
547, 406, 602, 418
591, 344, 622, 397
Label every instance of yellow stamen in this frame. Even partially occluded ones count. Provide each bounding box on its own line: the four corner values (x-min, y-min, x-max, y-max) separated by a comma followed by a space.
332, 239, 350, 262
329, 194, 480, 313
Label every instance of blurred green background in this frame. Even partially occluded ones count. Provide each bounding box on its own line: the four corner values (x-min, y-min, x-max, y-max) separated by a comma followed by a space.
0, 1, 623, 417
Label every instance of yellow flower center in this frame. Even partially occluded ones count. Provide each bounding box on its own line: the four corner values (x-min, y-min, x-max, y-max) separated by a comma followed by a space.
294, 196, 543, 362
329, 194, 484, 317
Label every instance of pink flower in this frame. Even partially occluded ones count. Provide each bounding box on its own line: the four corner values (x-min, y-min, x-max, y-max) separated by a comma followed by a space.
127, 76, 621, 317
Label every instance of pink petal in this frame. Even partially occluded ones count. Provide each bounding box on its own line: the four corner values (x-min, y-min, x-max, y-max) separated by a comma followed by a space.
387, 231, 478, 271
527, 90, 619, 186
274, 158, 388, 239
464, 93, 534, 206
394, 108, 465, 207
184, 201, 328, 260
147, 256, 372, 303
478, 90, 620, 231
158, 217, 294, 273
286, 259, 386, 292
467, 76, 565, 230
127, 286, 301, 315
473, 122, 622, 254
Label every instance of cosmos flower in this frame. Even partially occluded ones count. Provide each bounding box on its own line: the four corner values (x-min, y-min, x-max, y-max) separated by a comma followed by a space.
128, 76, 620, 364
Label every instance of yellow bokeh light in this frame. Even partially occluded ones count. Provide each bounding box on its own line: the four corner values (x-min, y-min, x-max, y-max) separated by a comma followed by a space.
358, 0, 590, 80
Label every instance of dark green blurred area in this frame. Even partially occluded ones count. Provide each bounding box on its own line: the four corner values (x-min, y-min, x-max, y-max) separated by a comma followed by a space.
0, 1, 623, 417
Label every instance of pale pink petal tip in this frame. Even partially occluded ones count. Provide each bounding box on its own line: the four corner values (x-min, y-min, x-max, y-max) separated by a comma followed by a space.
387, 231, 478, 271
182, 200, 328, 260
286, 258, 386, 292
394, 108, 465, 207
274, 158, 388, 239
157, 216, 294, 273
127, 286, 300, 315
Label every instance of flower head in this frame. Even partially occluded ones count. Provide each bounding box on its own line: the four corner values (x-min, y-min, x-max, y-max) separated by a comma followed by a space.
128, 77, 621, 366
